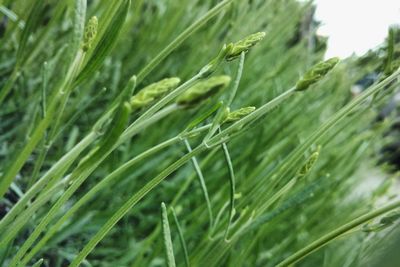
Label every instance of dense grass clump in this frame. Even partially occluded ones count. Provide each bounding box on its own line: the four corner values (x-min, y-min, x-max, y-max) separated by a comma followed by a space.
0, 1, 399, 266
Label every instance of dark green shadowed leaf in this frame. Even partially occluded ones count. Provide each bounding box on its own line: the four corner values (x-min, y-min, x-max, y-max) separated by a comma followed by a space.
15, 0, 46, 67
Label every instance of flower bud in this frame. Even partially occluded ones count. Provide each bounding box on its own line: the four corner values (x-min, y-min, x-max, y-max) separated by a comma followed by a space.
297, 147, 320, 178
295, 57, 339, 91
223, 106, 256, 123
225, 32, 266, 61
177, 75, 231, 106
130, 77, 180, 109
82, 16, 98, 52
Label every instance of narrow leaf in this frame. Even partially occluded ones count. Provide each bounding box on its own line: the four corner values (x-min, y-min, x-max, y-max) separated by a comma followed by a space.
161, 202, 176, 267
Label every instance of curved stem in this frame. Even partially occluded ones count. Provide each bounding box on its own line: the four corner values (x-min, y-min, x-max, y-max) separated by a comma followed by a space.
0, 132, 97, 233
20, 125, 212, 265
8, 106, 178, 267
68, 145, 207, 267
276, 199, 400, 267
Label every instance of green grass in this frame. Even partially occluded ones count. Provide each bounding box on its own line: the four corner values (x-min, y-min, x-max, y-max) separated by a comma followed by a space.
0, 0, 399, 266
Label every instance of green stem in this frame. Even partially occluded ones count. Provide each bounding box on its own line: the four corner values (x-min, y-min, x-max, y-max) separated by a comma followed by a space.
20, 135, 184, 265
0, 68, 19, 106
276, 199, 400, 267
205, 87, 297, 147
8, 106, 178, 266
0, 132, 97, 234
221, 139, 235, 240
0, 50, 84, 198
0, 179, 67, 247
171, 208, 190, 267
68, 145, 207, 267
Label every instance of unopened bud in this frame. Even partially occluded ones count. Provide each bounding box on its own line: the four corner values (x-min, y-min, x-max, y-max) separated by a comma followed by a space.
295, 57, 339, 91
130, 77, 180, 109
223, 106, 256, 123
82, 16, 98, 52
177, 75, 231, 106
225, 32, 266, 61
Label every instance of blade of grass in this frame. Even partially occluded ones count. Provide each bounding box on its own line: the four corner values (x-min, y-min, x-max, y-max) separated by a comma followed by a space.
161, 202, 176, 267
184, 138, 214, 231
171, 207, 190, 267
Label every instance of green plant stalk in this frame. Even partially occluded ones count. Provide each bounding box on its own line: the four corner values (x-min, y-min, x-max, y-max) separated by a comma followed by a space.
2, 51, 211, 245
20, 125, 213, 265
251, 69, 400, 207
0, 37, 85, 199
221, 139, 236, 241
0, 132, 97, 234
136, 0, 233, 83
8, 105, 179, 266
171, 208, 190, 267
26, 49, 85, 189
275, 199, 400, 267
66, 82, 305, 265
0, 0, 45, 106
4, 99, 135, 250
27, 62, 49, 189
133, 148, 219, 266
0, 179, 68, 247
186, 70, 400, 265
205, 87, 297, 147
1, 76, 135, 236
184, 138, 214, 232
2, 1, 228, 210
256, 177, 297, 217
209, 53, 245, 240
204, 52, 245, 141
0, 69, 19, 105
68, 145, 207, 267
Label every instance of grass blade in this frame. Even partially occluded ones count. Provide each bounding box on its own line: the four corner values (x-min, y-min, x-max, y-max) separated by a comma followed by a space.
161, 202, 176, 267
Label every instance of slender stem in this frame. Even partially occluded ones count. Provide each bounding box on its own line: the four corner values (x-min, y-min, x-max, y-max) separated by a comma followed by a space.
0, 50, 84, 198
221, 138, 236, 240
171, 208, 190, 267
184, 138, 214, 231
8, 106, 179, 267
68, 145, 207, 267
136, 0, 232, 83
276, 199, 400, 267
0, 132, 97, 233
0, 179, 67, 247
206, 87, 297, 147
0, 69, 19, 106
21, 132, 197, 265
203, 52, 245, 142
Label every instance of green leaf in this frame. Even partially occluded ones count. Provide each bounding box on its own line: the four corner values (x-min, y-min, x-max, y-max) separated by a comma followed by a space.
161, 202, 176, 267
74, 0, 131, 86
15, 0, 46, 67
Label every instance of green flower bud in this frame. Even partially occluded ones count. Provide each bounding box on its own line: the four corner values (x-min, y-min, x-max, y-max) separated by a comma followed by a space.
82, 16, 98, 52
295, 57, 340, 91
297, 147, 320, 178
363, 210, 400, 233
225, 32, 266, 61
223, 106, 256, 123
130, 77, 181, 109
177, 75, 231, 106
380, 210, 400, 225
